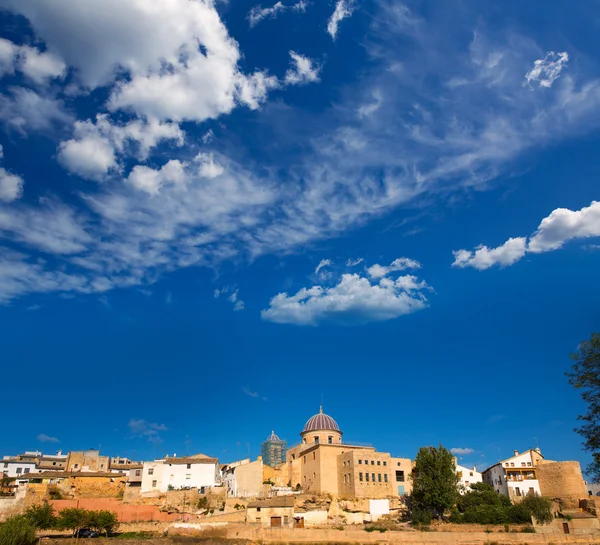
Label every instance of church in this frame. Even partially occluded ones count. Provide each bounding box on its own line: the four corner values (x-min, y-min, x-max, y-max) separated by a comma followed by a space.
286, 407, 412, 498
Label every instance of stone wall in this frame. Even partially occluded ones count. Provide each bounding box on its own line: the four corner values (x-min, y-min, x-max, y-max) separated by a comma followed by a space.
537, 461, 587, 504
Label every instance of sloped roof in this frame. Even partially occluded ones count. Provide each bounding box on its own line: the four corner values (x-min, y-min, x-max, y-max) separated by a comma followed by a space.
248, 496, 295, 508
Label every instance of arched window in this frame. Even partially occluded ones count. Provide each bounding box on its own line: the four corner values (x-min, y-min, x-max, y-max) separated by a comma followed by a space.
328, 436, 333, 444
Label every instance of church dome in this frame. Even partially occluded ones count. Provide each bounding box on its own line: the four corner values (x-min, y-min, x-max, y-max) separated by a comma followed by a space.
302, 407, 341, 433
267, 430, 280, 441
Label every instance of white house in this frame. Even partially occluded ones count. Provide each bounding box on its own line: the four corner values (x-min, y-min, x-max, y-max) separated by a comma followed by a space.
221, 458, 251, 497
455, 459, 482, 493
1, 457, 38, 479
141, 454, 220, 493
482, 448, 543, 501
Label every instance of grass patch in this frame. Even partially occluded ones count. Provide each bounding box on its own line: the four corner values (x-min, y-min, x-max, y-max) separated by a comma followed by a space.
112, 531, 156, 539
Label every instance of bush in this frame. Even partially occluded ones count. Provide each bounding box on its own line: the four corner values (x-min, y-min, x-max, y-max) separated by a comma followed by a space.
364, 524, 388, 533
519, 496, 553, 525
507, 502, 531, 524
24, 502, 56, 529
521, 526, 536, 533
88, 510, 118, 536
0, 516, 37, 545
55, 508, 118, 536
411, 509, 433, 525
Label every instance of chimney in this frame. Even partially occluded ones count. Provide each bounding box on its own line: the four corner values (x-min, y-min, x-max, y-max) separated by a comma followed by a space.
514, 450, 519, 456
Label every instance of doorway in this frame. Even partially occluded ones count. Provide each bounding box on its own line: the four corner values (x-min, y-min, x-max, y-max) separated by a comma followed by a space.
271, 517, 282, 528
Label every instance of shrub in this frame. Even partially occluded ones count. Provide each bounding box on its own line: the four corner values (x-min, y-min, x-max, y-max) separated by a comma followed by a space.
55, 508, 89, 536
87, 510, 118, 536
364, 524, 387, 533
24, 502, 56, 529
521, 526, 536, 533
0, 516, 37, 545
411, 509, 433, 525
519, 496, 553, 525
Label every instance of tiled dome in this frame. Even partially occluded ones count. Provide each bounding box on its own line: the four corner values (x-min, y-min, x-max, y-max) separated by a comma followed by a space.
302, 407, 340, 432
267, 430, 280, 441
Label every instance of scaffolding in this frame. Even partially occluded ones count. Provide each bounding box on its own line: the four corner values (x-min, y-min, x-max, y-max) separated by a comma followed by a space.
261, 431, 287, 467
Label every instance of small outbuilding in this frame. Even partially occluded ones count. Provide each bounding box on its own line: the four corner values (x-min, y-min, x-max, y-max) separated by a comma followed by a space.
247, 496, 296, 528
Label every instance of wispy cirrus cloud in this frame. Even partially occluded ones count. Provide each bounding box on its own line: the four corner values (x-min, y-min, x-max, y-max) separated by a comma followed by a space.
242, 386, 267, 401
248, 0, 307, 27
451, 447, 475, 456
37, 433, 60, 443
128, 418, 168, 443
327, 0, 355, 39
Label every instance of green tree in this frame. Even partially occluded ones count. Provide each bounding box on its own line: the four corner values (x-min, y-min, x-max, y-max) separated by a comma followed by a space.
0, 516, 37, 545
566, 332, 600, 482
411, 445, 459, 521
519, 495, 553, 524
55, 508, 90, 536
24, 502, 56, 530
87, 510, 118, 536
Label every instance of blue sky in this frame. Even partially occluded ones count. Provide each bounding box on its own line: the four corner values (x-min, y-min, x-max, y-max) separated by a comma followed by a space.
0, 0, 599, 474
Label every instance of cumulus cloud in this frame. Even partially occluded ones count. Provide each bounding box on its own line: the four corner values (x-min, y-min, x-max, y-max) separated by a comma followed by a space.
0, 146, 24, 202
128, 418, 168, 443
248, 0, 307, 27
37, 433, 60, 443
58, 114, 184, 181
451, 447, 475, 456
525, 51, 568, 88
452, 238, 528, 270
0, 38, 66, 83
366, 258, 421, 278
453, 201, 600, 270
262, 265, 430, 326
327, 0, 355, 40
284, 51, 320, 86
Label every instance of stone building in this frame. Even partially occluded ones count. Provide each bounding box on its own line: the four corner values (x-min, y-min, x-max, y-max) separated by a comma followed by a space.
66, 450, 110, 473
222, 457, 268, 498
261, 431, 287, 467
286, 407, 412, 498
247, 496, 296, 527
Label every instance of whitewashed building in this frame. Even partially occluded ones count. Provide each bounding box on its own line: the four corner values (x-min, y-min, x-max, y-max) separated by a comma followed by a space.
455, 459, 483, 492
482, 448, 543, 501
141, 454, 220, 493
1, 456, 38, 479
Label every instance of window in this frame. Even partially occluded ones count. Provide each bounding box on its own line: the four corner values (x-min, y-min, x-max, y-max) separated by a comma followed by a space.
397, 462, 401, 466
24, 468, 30, 474
74, 464, 79, 469
510, 463, 514, 467
152, 480, 157, 488
303, 438, 306, 444
527, 462, 532, 467
16, 468, 22, 474
292, 454, 295, 460
303, 456, 306, 464
383, 461, 387, 466
378, 474, 382, 482
187, 464, 191, 469
358, 460, 362, 465
521, 462, 526, 467
135, 470, 141, 477
384, 474, 388, 483
377, 461, 381, 466
257, 507, 261, 512
529, 487, 535, 495
465, 481, 469, 487
283, 516, 289, 525
396, 470, 404, 482
312, 452, 315, 460
100, 464, 104, 468
359, 473, 363, 482
3, 463, 7, 468
148, 468, 154, 475
53, 462, 56, 466
372, 473, 376, 482
365, 473, 369, 482
314, 437, 319, 444
515, 487, 521, 496
313, 472, 316, 480
371, 460, 375, 465
328, 436, 333, 444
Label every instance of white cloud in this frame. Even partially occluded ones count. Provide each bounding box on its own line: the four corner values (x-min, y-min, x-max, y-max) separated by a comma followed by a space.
327, 0, 355, 40
452, 237, 528, 270
0, 87, 72, 135
284, 51, 320, 86
366, 257, 421, 278
525, 51, 568, 88
127, 160, 187, 195
128, 418, 168, 443
248, 2, 286, 27
0, 168, 24, 202
262, 268, 430, 326
453, 201, 600, 270
195, 153, 224, 179
357, 90, 382, 118
315, 258, 332, 275
451, 447, 475, 456
248, 0, 307, 27
37, 433, 60, 443
228, 289, 245, 311
58, 114, 184, 181
0, 38, 66, 84
346, 257, 364, 267
0, 146, 24, 203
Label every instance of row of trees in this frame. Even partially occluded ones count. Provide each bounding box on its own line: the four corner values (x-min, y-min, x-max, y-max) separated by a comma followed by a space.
410, 445, 553, 525
0, 504, 118, 545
